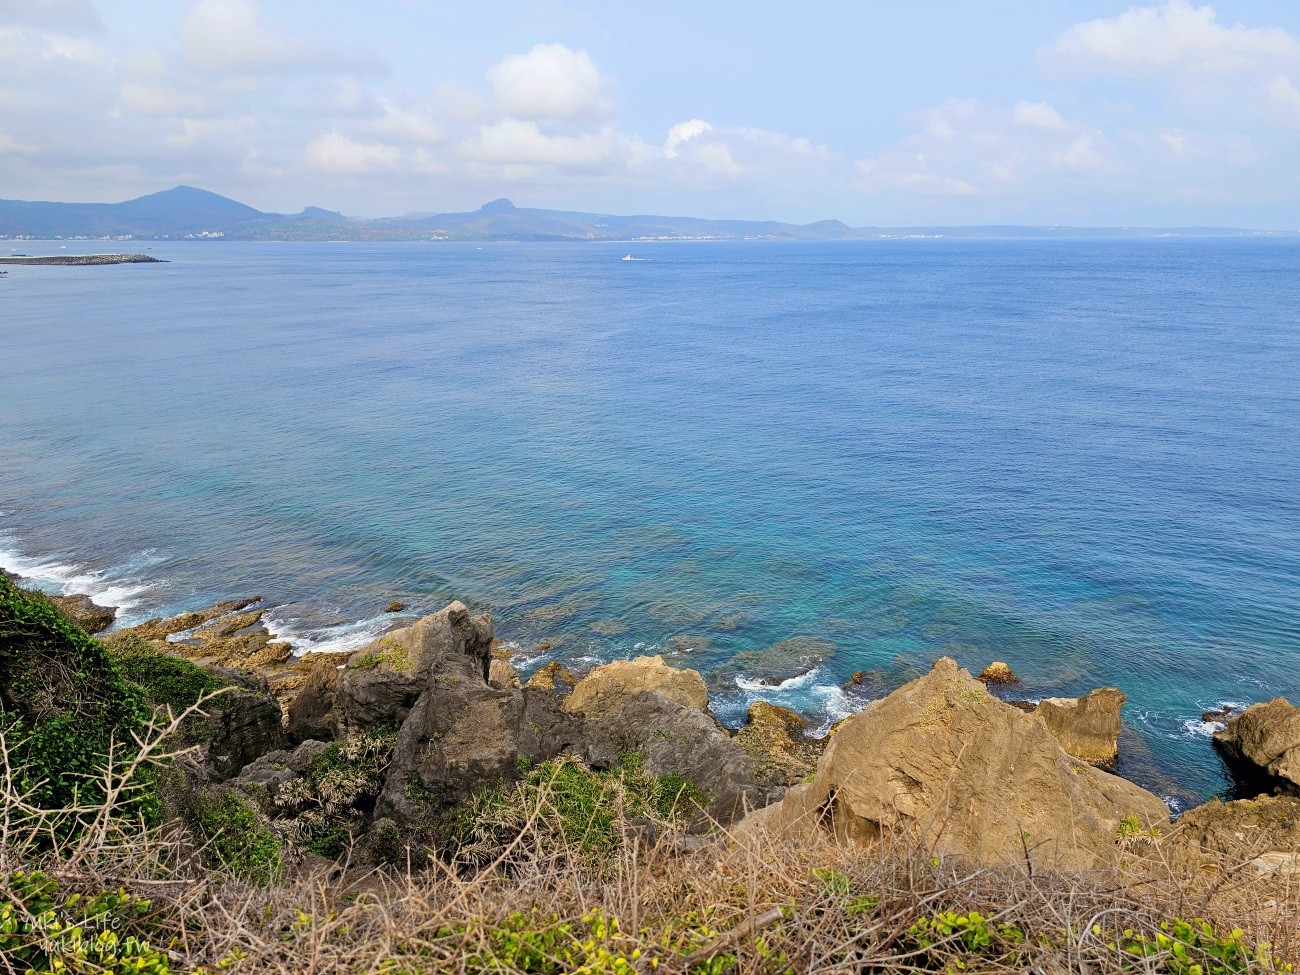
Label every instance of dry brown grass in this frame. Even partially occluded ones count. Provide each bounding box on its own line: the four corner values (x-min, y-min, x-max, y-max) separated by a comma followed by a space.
1, 710, 1296, 975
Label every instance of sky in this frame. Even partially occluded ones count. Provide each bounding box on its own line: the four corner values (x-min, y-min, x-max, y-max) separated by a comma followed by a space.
2, 0, 1299, 227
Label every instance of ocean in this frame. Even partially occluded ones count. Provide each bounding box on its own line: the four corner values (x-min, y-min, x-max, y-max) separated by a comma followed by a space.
2, 237, 1297, 803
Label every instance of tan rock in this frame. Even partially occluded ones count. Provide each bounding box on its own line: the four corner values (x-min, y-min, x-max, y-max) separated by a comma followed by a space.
742, 658, 1168, 869
1214, 698, 1300, 795
565, 655, 709, 717
1035, 688, 1126, 766
48, 593, 116, 634
735, 701, 822, 789
489, 657, 521, 689
976, 661, 1019, 684
1164, 800, 1300, 878
120, 597, 261, 642
525, 661, 577, 693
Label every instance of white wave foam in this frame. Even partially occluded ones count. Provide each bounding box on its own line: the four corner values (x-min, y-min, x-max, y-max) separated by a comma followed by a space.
1180, 701, 1248, 739
0, 534, 163, 618
733, 666, 858, 736
263, 610, 395, 656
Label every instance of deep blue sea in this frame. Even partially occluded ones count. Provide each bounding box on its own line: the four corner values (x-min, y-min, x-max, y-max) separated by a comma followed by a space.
2, 238, 1297, 803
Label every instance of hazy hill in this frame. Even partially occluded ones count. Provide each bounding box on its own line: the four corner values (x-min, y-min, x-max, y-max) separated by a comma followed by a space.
0, 186, 1278, 241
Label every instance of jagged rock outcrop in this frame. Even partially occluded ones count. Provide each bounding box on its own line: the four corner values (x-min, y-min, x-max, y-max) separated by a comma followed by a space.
377, 602, 526, 820
1168, 795, 1300, 876
564, 656, 764, 822
1034, 687, 1126, 766
204, 680, 285, 781
741, 659, 1168, 869
1214, 698, 1300, 796
48, 593, 116, 634
976, 661, 1019, 685
735, 701, 822, 790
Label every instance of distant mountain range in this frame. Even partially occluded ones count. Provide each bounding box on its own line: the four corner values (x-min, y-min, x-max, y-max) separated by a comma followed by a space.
0, 185, 1284, 242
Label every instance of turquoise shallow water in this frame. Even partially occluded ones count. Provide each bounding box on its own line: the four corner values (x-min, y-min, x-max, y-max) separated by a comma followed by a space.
1, 238, 1297, 803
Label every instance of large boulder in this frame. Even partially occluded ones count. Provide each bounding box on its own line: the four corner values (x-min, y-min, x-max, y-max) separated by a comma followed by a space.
285, 655, 343, 743
334, 603, 491, 733
565, 656, 763, 822
377, 603, 526, 820
742, 659, 1168, 869
1034, 687, 1126, 766
566, 655, 709, 716
1214, 698, 1300, 796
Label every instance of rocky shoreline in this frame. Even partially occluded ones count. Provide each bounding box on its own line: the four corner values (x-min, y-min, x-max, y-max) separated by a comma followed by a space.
7, 555, 1296, 878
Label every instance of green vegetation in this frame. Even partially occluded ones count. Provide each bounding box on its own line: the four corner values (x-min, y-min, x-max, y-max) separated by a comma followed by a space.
105, 632, 229, 714
0, 870, 173, 975
457, 751, 708, 860
178, 788, 282, 882
0, 575, 147, 812
1112, 918, 1287, 975
350, 638, 409, 672
273, 728, 399, 857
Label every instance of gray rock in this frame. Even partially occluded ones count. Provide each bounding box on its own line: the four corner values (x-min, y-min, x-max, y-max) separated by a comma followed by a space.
205, 687, 285, 782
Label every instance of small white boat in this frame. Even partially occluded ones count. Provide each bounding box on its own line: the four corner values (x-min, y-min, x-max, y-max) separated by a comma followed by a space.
622, 253, 644, 261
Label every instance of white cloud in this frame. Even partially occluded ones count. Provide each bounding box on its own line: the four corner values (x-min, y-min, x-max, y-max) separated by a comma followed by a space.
689, 142, 741, 177
0, 131, 37, 154
305, 130, 399, 174
367, 101, 443, 145
664, 118, 711, 158
1052, 0, 1300, 75
462, 118, 619, 166
1052, 134, 1102, 170
486, 43, 610, 119
855, 98, 1112, 198
180, 0, 383, 76
120, 82, 213, 117
734, 126, 827, 156
1013, 100, 1069, 131
0, 24, 104, 63
1268, 74, 1300, 111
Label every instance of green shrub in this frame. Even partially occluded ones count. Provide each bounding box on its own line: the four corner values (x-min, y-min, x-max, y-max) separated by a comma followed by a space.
1111, 918, 1289, 974
0, 576, 147, 813
106, 633, 229, 714
455, 752, 708, 861
182, 789, 282, 882
0, 870, 173, 975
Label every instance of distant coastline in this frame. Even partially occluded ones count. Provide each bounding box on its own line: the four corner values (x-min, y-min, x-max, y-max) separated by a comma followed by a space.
3, 184, 1295, 244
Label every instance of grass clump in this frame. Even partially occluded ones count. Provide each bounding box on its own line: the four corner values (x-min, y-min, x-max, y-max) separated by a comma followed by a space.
454, 751, 707, 863
272, 728, 398, 857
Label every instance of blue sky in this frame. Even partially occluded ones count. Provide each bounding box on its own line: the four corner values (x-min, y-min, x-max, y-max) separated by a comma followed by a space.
2, 1, 1299, 227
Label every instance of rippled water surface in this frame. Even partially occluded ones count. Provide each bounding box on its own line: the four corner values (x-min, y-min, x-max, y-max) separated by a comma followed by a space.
2, 238, 1297, 801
